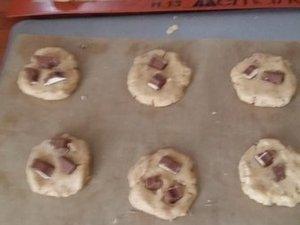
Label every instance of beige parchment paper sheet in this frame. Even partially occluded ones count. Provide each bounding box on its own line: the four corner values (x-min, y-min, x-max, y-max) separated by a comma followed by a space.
0, 34, 299, 225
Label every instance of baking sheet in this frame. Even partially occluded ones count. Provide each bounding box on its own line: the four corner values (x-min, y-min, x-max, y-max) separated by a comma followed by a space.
0, 34, 299, 225
8, 11, 300, 41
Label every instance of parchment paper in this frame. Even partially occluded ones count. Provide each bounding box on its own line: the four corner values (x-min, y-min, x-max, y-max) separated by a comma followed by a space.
0, 34, 299, 225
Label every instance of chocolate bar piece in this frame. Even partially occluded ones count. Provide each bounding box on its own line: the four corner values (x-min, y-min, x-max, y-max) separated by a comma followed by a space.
35, 55, 60, 69
148, 56, 168, 70
158, 155, 182, 174
145, 175, 163, 191
262, 71, 285, 84
25, 67, 40, 83
243, 65, 258, 79
31, 159, 54, 179
272, 164, 286, 182
50, 136, 71, 153
59, 156, 77, 174
163, 182, 184, 204
254, 150, 276, 167
147, 74, 167, 90
44, 71, 66, 86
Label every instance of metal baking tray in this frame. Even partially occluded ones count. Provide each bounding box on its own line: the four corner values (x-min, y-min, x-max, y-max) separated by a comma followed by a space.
1, 10, 300, 225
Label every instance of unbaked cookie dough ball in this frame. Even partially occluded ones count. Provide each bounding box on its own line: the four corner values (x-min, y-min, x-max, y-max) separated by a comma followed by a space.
230, 53, 297, 107
26, 133, 91, 197
17, 47, 80, 100
239, 138, 300, 207
127, 49, 192, 107
128, 148, 197, 220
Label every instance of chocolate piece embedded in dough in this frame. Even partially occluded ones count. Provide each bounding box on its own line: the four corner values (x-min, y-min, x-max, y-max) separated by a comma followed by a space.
50, 136, 71, 153
44, 71, 67, 86
148, 56, 168, 70
262, 71, 285, 84
272, 164, 286, 182
59, 156, 77, 174
254, 150, 276, 167
31, 159, 54, 179
25, 67, 40, 83
145, 175, 163, 191
147, 74, 167, 90
243, 65, 258, 79
163, 182, 185, 204
158, 155, 182, 174
35, 55, 60, 69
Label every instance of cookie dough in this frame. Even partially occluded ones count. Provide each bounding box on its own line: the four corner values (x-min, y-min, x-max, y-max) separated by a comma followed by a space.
239, 138, 300, 207
26, 133, 91, 197
127, 49, 192, 107
17, 47, 80, 100
128, 148, 197, 220
230, 53, 297, 107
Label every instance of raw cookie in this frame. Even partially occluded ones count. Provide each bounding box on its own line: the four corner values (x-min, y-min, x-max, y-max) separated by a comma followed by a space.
127, 49, 192, 107
26, 133, 91, 197
128, 148, 197, 220
239, 138, 300, 207
17, 47, 80, 100
230, 53, 297, 107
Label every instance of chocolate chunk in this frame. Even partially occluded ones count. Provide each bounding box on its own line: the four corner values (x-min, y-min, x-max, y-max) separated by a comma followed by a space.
35, 55, 60, 69
50, 70, 65, 78
272, 164, 286, 182
44, 71, 66, 86
163, 183, 185, 204
25, 67, 40, 83
262, 71, 285, 84
244, 65, 257, 75
243, 65, 258, 79
147, 73, 167, 90
31, 159, 54, 179
254, 150, 276, 167
50, 136, 71, 153
148, 56, 168, 70
145, 175, 163, 191
158, 155, 182, 174
59, 156, 77, 174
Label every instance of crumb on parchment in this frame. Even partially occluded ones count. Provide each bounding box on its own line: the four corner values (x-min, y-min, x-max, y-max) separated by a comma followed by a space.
80, 95, 88, 101
166, 24, 179, 35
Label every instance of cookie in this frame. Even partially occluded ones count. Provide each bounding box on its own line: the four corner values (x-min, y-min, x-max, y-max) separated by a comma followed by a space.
128, 148, 197, 220
127, 49, 192, 107
17, 47, 80, 100
26, 133, 91, 197
230, 53, 297, 107
239, 138, 300, 207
